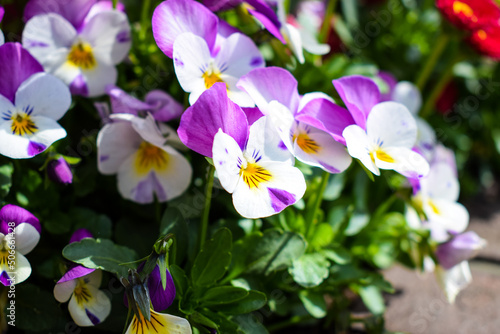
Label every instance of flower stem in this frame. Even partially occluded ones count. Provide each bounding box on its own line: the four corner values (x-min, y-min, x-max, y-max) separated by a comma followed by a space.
415, 33, 450, 91
139, 0, 152, 42
268, 315, 312, 332
320, 0, 338, 43
305, 171, 330, 239
199, 164, 215, 250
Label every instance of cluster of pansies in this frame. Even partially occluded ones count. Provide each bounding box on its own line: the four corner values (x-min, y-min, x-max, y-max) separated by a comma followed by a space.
0, 0, 493, 332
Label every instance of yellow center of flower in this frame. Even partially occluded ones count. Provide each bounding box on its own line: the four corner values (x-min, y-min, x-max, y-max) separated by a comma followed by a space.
73, 279, 92, 306
293, 132, 321, 154
369, 147, 395, 164
135, 142, 169, 174
202, 69, 225, 89
239, 162, 273, 189
131, 309, 166, 334
477, 29, 488, 40
427, 199, 441, 215
11, 113, 38, 136
67, 41, 96, 70
452, 1, 478, 22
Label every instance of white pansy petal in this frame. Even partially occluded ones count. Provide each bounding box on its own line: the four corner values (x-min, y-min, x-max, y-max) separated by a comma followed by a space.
54, 279, 78, 303
22, 14, 76, 72
15, 73, 71, 120
27, 116, 67, 149
97, 121, 141, 175
298, 92, 335, 112
405, 205, 423, 229
173, 33, 211, 100
213, 130, 244, 194
266, 101, 295, 153
422, 163, 459, 201
85, 270, 103, 288
392, 81, 422, 115
130, 113, 168, 148
215, 33, 264, 80
221, 75, 255, 107
13, 253, 32, 285
68, 285, 111, 326
367, 102, 417, 148
232, 161, 306, 218
425, 199, 469, 234
125, 310, 193, 334
245, 116, 294, 164
282, 24, 305, 64
0, 94, 16, 115
80, 11, 131, 65
0, 122, 31, 159
152, 147, 193, 202
81, 63, 118, 97
435, 261, 471, 303
53, 62, 81, 87
375, 146, 429, 179
299, 27, 330, 55
343, 125, 379, 176
293, 126, 352, 173
416, 117, 436, 160
117, 153, 154, 204
0, 30, 4, 45
11, 223, 40, 255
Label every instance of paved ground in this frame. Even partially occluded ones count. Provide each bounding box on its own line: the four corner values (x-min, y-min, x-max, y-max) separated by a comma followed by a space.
384, 197, 500, 334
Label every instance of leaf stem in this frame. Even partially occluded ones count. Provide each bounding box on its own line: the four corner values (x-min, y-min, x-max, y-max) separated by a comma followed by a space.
305, 171, 330, 239
139, 0, 152, 43
199, 164, 215, 250
415, 33, 450, 91
320, 0, 338, 43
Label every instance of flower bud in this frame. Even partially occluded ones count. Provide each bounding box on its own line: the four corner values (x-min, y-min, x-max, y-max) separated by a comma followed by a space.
436, 231, 486, 269
47, 157, 73, 185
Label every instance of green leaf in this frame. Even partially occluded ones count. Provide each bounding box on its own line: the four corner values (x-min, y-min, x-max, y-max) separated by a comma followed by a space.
201, 286, 249, 306
290, 253, 330, 288
212, 290, 267, 315
62, 238, 138, 277
227, 232, 261, 280
17, 284, 63, 331
233, 314, 270, 334
189, 312, 219, 329
323, 173, 345, 201
191, 228, 232, 287
0, 163, 13, 199
70, 207, 112, 239
246, 230, 307, 276
345, 212, 370, 236
358, 285, 385, 315
170, 264, 189, 297
309, 223, 334, 250
321, 246, 352, 264
299, 290, 327, 318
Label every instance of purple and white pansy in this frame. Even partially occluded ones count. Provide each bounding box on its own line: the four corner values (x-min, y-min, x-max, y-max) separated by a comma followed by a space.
0, 204, 41, 286
53, 229, 112, 326
0, 43, 71, 159
238, 67, 352, 174
22, 0, 131, 97
152, 0, 265, 106
178, 83, 306, 218
97, 113, 192, 204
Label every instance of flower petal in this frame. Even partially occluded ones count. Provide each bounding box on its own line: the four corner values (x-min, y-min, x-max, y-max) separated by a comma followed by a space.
145, 90, 184, 122
421, 162, 459, 201
0, 204, 41, 235
424, 199, 469, 235
375, 146, 429, 179
436, 231, 486, 270
392, 81, 422, 115
58, 265, 96, 283
148, 266, 176, 312
15, 72, 71, 121
152, 0, 218, 58
343, 125, 379, 176
68, 285, 111, 326
366, 102, 417, 149
178, 83, 249, 157
79, 62, 118, 97
125, 310, 193, 334
12, 253, 32, 285
11, 223, 40, 255
212, 130, 244, 194
23, 0, 96, 30
332, 75, 381, 129
435, 261, 471, 304
54, 278, 77, 302
282, 24, 305, 64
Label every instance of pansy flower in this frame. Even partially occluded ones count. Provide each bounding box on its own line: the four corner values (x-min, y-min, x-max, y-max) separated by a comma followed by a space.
54, 229, 111, 326
436, 0, 500, 31
0, 43, 71, 159
238, 67, 352, 174
125, 308, 192, 334
97, 113, 192, 204
152, 0, 264, 106
0, 204, 41, 286
178, 83, 306, 218
22, 0, 131, 97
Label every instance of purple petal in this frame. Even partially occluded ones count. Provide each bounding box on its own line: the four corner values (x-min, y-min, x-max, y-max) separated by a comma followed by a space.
145, 90, 184, 122
134, 172, 168, 203
436, 231, 486, 270
0, 204, 41, 235
332, 75, 381, 129
0, 272, 12, 286
24, 0, 96, 30
28, 141, 47, 157
0, 6, 4, 23
178, 83, 249, 158
202, 0, 242, 11
242, 107, 264, 126
152, 0, 218, 58
85, 309, 101, 325
107, 86, 150, 115
237, 67, 300, 113
268, 188, 296, 213
69, 228, 94, 244
148, 265, 176, 311
69, 74, 89, 97
377, 71, 397, 102
58, 265, 96, 283
47, 157, 73, 185
83, 1, 126, 27
0, 43, 44, 103
246, 0, 284, 43
295, 98, 355, 145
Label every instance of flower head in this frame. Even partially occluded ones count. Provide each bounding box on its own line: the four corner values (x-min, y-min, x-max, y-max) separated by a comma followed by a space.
47, 157, 73, 185
436, 231, 486, 269
0, 204, 41, 286
125, 308, 192, 334
436, 0, 500, 31
469, 23, 500, 59
97, 113, 192, 204
22, 0, 131, 97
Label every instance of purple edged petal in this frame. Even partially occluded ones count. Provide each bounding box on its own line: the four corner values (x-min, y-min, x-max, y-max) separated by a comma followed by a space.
202, 0, 242, 11
24, 0, 96, 30
107, 86, 151, 115
69, 228, 94, 244
148, 265, 176, 311
69, 74, 89, 97
0, 43, 44, 103
0, 204, 41, 235
152, 0, 218, 58
242, 107, 264, 126
332, 75, 381, 129
178, 83, 249, 157
0, 6, 4, 22
237, 67, 300, 113
145, 90, 184, 122
247, 0, 285, 43
58, 265, 96, 283
295, 97, 355, 145
83, 1, 126, 26
436, 231, 486, 270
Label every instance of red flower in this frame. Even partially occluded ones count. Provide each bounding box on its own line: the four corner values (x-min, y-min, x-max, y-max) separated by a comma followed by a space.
436, 0, 500, 31
469, 24, 500, 59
